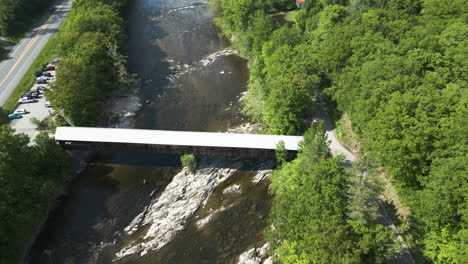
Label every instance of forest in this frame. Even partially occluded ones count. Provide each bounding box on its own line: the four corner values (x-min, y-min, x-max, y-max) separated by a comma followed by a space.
271, 123, 396, 263
0, 127, 73, 263
46, 0, 129, 126
210, 0, 467, 262
0, 0, 54, 37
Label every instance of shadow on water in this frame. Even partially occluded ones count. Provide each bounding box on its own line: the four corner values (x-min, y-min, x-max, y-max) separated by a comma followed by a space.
28, 163, 181, 264
93, 152, 182, 167
27, 164, 117, 263
93, 152, 275, 170
126, 0, 171, 102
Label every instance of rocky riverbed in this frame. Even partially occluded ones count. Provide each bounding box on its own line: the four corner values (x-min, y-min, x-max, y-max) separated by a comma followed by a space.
114, 157, 275, 262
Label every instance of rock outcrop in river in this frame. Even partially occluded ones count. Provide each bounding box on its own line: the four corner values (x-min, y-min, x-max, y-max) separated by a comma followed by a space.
115, 158, 244, 260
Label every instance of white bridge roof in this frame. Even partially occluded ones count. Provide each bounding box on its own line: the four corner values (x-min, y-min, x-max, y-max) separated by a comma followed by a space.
55, 127, 303, 151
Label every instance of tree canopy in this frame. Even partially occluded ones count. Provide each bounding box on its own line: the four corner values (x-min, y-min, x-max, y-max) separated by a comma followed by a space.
211, 0, 468, 261
46, 0, 128, 126
268, 124, 395, 263
0, 126, 73, 263
0, 0, 54, 37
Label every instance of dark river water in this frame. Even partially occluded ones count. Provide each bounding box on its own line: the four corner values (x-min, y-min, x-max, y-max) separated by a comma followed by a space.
27, 0, 273, 263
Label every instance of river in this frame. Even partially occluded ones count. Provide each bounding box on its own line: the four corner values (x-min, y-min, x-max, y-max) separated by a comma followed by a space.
27, 0, 273, 263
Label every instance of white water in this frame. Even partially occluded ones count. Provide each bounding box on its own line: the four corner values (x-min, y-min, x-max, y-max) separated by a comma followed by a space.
165, 49, 239, 84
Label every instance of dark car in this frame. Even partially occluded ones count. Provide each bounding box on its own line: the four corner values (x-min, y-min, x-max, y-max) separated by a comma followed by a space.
49, 7, 56, 12
24, 92, 39, 98
36, 79, 47, 84
37, 86, 47, 91
43, 66, 55, 71
42, 72, 52, 77
23, 93, 39, 99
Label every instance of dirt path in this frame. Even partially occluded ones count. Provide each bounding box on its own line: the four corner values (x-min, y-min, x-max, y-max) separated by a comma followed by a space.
315, 97, 415, 264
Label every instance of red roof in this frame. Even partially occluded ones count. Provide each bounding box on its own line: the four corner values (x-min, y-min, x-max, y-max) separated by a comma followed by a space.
296, 0, 305, 3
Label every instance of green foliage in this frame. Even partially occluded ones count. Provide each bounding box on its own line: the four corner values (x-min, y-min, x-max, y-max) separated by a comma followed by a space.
0, 108, 8, 125
0, 46, 6, 61
275, 140, 287, 166
32, 114, 69, 132
210, 0, 468, 261
0, 0, 55, 37
181, 154, 197, 173
346, 155, 383, 225
268, 125, 395, 263
46, 0, 128, 126
0, 126, 73, 263
30, 116, 48, 131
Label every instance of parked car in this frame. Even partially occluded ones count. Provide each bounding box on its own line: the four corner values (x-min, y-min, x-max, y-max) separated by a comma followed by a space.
45, 101, 52, 107
37, 86, 47, 91
50, 59, 60, 64
30, 88, 42, 94
18, 97, 36, 104
13, 109, 28, 115
49, 7, 56, 12
8, 113, 22, 119
36, 76, 48, 81
24, 92, 39, 98
36, 79, 47, 84
42, 72, 53, 77
43, 65, 55, 71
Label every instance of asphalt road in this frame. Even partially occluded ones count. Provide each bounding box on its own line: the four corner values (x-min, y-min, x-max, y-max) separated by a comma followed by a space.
0, 0, 72, 106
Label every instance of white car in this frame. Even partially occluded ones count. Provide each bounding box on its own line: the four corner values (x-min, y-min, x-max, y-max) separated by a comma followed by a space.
14, 109, 28, 114
36, 76, 48, 81
45, 101, 52, 107
18, 97, 36, 104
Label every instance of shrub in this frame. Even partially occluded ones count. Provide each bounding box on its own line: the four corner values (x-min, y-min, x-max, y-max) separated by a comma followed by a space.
181, 154, 197, 173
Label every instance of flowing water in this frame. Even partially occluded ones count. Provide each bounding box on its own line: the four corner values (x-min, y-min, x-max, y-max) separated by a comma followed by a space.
27, 0, 273, 263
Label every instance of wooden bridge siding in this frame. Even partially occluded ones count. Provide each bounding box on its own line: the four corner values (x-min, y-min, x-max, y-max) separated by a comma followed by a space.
58, 141, 298, 160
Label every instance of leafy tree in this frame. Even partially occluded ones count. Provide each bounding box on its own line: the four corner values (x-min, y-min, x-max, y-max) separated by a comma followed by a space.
0, 127, 72, 263
268, 125, 395, 263
346, 155, 383, 224
275, 140, 288, 166
220, 0, 259, 33
46, 0, 127, 126
181, 154, 197, 173
48, 32, 114, 125
349, 0, 381, 13
0, 0, 54, 37
242, 10, 277, 56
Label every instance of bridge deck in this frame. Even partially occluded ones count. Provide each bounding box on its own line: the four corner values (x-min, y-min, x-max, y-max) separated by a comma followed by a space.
55, 127, 303, 151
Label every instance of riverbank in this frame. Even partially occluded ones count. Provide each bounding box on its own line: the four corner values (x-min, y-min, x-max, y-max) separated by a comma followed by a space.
18, 150, 93, 263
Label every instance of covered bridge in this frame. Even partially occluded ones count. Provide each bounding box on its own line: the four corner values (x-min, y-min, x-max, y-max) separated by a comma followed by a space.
55, 127, 303, 159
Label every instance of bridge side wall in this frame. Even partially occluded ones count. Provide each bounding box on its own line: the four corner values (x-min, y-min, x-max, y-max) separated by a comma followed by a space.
58, 141, 298, 160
